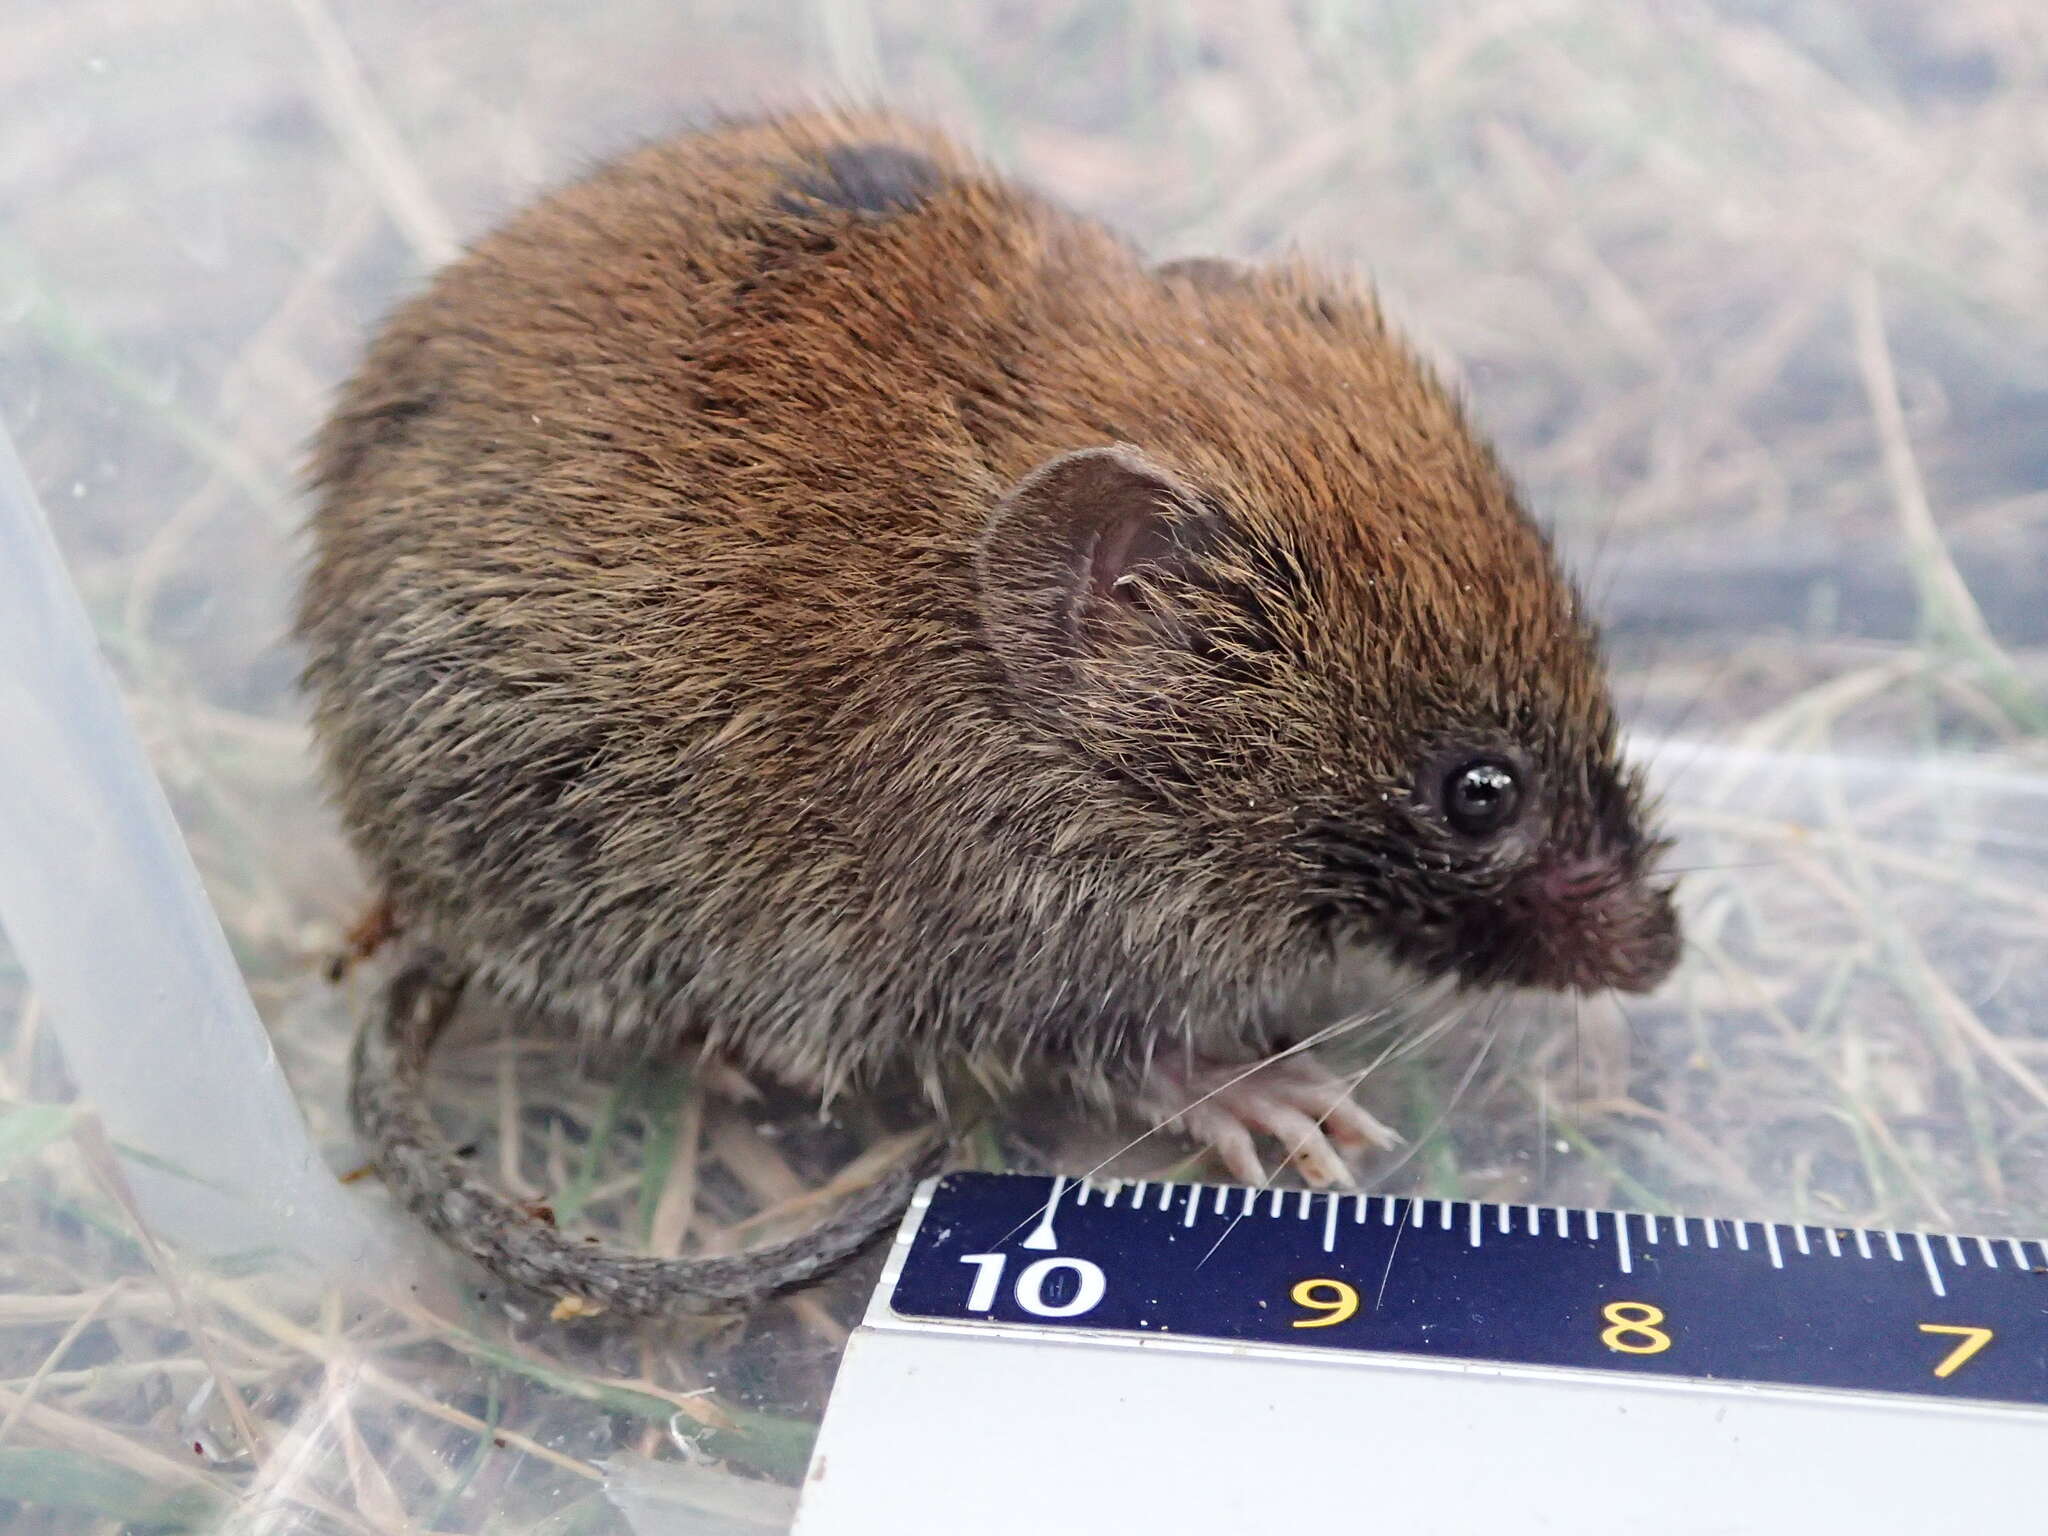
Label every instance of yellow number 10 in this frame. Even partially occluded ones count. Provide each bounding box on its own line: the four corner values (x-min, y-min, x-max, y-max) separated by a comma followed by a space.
1290, 1278, 1360, 1328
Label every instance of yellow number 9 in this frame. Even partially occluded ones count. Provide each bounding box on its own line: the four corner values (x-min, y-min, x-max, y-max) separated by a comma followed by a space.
1290, 1278, 1360, 1329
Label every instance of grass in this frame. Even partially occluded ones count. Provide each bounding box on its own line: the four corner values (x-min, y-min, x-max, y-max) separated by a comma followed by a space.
2, 0, 2046, 1530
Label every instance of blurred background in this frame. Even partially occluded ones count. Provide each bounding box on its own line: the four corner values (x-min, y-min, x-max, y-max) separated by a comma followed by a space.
3, 2, 2045, 1531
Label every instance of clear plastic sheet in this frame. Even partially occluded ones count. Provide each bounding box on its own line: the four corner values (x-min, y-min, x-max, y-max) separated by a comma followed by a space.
4, 3, 2045, 1531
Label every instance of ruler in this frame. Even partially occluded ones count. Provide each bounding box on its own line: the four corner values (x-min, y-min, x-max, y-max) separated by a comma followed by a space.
792, 1173, 2048, 1533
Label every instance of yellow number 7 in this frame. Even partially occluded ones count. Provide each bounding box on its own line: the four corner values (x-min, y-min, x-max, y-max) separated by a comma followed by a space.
1290, 1278, 1360, 1328
1917, 1323, 1994, 1379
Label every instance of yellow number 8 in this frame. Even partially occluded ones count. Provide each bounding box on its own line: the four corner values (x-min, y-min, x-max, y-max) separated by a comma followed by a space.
1290, 1278, 1360, 1328
1600, 1300, 1672, 1355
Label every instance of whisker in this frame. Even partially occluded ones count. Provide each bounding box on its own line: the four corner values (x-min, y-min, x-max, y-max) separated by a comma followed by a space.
1185, 1002, 1463, 1272
1355, 989, 1513, 1188
1255, 988, 1488, 1189
1574, 988, 1585, 1102
1189, 983, 1476, 1269
1656, 859, 1785, 875
1639, 666, 1743, 793
1068, 970, 1442, 1193
1610, 993, 1644, 1051
1195, 943, 1534, 1266
1372, 1198, 1409, 1311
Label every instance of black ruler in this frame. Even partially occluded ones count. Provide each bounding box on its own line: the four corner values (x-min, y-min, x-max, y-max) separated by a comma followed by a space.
888, 1172, 2048, 1409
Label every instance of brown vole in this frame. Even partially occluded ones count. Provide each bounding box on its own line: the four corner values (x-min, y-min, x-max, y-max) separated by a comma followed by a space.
297, 109, 1679, 1317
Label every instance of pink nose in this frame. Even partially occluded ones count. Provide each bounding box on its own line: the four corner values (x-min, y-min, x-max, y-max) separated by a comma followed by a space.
1541, 858, 1612, 905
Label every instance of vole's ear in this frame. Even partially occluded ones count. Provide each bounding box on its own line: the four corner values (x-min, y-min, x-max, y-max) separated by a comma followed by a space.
1159, 254, 1379, 334
975, 445, 1222, 700
1154, 256, 1251, 290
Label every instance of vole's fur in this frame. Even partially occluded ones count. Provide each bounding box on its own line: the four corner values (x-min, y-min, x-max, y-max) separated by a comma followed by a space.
299, 109, 1679, 1316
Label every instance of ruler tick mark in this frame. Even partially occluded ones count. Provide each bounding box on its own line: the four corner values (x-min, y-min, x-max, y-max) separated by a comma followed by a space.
1556, 1207, 1571, 1239
1267, 1189, 1285, 1217
1297, 1190, 1313, 1219
1915, 1232, 1947, 1297
1734, 1222, 1749, 1252
898, 1176, 2048, 1417
1241, 1186, 1258, 1217
1380, 1196, 1398, 1225
1021, 1176, 1066, 1251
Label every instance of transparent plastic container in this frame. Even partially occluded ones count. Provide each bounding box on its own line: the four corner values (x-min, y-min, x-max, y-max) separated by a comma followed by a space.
3, 4, 2044, 1533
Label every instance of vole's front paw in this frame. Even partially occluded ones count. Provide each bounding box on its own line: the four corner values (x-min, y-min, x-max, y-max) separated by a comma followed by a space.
326, 894, 400, 982
1140, 1054, 1402, 1188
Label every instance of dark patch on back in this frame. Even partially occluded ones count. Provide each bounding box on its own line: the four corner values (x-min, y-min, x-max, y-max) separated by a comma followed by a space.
774, 143, 945, 219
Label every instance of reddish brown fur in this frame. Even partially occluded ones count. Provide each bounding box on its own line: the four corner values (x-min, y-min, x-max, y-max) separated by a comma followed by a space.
298, 110, 1675, 1307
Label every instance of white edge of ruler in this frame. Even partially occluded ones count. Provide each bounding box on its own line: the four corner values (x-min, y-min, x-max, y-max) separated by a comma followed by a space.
790, 1178, 2047, 1536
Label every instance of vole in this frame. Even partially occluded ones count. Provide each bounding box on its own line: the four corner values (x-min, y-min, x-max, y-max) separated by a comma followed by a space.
297, 109, 1680, 1318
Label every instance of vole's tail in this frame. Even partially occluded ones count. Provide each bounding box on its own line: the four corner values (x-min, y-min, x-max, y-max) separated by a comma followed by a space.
349, 943, 927, 1318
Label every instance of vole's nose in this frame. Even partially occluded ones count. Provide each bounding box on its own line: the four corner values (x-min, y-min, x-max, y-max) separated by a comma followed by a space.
1510, 856, 1681, 995
1593, 881, 1682, 994
1540, 857, 1612, 906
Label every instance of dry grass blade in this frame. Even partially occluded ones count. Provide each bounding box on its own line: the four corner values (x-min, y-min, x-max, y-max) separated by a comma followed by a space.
646, 1075, 704, 1257
200, 1284, 605, 1484
0, 1282, 128, 1447
1849, 270, 2007, 666
0, 1384, 232, 1503
65, 1116, 270, 1464
284, 0, 460, 265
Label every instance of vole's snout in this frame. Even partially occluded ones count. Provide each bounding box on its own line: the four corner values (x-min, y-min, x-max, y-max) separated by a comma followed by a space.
1507, 851, 1681, 996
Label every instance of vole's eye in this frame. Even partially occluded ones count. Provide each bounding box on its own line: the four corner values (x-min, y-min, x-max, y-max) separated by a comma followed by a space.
1441, 758, 1522, 838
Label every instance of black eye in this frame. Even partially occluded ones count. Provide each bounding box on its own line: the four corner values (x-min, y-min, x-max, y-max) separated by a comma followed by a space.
1441, 758, 1522, 838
